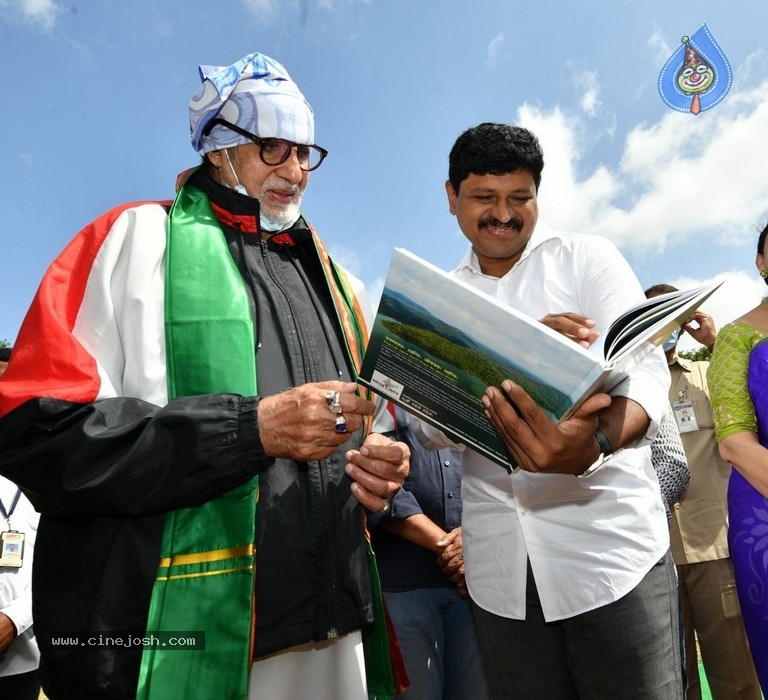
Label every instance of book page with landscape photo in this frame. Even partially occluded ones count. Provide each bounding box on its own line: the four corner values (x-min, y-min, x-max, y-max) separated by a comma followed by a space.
359, 249, 723, 472
358, 249, 607, 471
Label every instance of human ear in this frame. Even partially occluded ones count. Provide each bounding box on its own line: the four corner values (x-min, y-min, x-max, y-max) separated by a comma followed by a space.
445, 180, 458, 215
207, 150, 224, 170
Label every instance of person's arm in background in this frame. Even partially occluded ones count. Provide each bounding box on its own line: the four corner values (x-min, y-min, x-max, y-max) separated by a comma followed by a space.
719, 432, 768, 497
0, 611, 21, 655
0, 487, 37, 656
371, 494, 468, 596
0, 589, 31, 655
682, 311, 717, 353
368, 411, 466, 593
650, 409, 690, 517
710, 322, 768, 498
369, 486, 445, 553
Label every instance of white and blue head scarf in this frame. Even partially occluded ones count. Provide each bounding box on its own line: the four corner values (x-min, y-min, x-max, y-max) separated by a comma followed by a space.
189, 52, 315, 154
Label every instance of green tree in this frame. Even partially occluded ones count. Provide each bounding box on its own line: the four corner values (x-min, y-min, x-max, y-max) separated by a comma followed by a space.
0, 339, 9, 350
679, 346, 711, 362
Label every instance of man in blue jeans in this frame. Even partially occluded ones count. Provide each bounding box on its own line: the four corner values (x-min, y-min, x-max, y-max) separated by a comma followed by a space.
369, 406, 488, 700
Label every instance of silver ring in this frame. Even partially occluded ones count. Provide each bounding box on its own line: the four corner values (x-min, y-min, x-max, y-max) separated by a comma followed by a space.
334, 414, 347, 433
379, 500, 391, 514
325, 390, 341, 407
325, 390, 343, 414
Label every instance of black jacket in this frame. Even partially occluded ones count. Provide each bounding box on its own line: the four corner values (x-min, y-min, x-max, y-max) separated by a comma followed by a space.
0, 170, 374, 699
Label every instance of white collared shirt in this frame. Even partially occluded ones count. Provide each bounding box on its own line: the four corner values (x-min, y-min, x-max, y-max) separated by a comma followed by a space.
428, 221, 670, 621
0, 475, 39, 676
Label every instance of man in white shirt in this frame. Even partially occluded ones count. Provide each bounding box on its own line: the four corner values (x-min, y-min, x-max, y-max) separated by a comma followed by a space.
0, 350, 40, 700
430, 123, 681, 698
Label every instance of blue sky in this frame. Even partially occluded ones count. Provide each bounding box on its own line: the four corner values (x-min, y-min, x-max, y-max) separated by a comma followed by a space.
2, 0, 768, 353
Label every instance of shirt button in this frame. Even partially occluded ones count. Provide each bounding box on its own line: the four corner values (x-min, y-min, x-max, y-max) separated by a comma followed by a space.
443, 460, 451, 467
520, 508, 528, 515
448, 492, 454, 498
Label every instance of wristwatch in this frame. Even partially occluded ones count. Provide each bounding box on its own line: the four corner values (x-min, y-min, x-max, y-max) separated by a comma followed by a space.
576, 428, 613, 479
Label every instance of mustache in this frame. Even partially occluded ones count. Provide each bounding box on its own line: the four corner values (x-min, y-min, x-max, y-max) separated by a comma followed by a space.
479, 216, 523, 231
264, 174, 300, 194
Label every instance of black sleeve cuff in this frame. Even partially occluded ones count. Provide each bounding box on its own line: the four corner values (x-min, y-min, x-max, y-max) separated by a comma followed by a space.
239, 396, 276, 474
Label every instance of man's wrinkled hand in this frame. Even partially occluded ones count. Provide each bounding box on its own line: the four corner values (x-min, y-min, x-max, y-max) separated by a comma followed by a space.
346, 433, 409, 512
258, 381, 375, 462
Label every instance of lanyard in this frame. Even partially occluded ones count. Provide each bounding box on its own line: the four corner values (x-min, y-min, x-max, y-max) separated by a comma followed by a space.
0, 489, 21, 523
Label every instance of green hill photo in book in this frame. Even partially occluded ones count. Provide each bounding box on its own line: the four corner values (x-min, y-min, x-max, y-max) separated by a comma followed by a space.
358, 248, 722, 472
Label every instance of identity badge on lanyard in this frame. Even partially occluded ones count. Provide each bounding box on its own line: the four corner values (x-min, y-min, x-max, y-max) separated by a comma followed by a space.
0, 489, 25, 568
673, 385, 699, 433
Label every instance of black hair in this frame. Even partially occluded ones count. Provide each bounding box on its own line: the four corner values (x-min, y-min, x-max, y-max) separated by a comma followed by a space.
757, 221, 768, 287
758, 221, 768, 256
644, 284, 678, 298
448, 123, 544, 194
0, 347, 11, 363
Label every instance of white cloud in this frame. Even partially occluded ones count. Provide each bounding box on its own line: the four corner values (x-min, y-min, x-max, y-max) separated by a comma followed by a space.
647, 27, 674, 67
240, 0, 280, 21
240, 0, 368, 23
0, 0, 61, 31
575, 70, 601, 116
328, 243, 362, 277
319, 0, 371, 8
608, 88, 768, 250
517, 104, 621, 235
366, 276, 385, 314
739, 47, 768, 87
520, 79, 768, 253
331, 245, 384, 313
486, 32, 504, 68
512, 72, 768, 345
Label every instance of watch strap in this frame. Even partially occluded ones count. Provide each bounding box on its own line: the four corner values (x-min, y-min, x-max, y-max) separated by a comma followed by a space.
594, 428, 613, 457
576, 428, 613, 479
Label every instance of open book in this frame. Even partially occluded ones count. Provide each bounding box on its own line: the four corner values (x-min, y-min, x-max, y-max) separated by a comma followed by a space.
358, 248, 722, 472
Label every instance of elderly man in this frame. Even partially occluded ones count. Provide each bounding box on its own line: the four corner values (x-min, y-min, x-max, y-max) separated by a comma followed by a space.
0, 52, 408, 700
